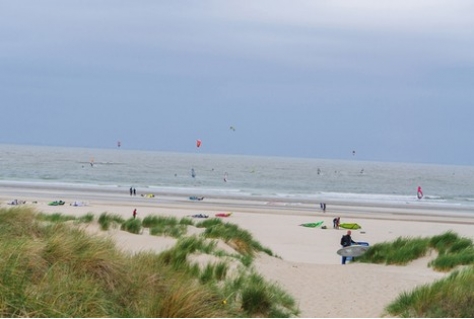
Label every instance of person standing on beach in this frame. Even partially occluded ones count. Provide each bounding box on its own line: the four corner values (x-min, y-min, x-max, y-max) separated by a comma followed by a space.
130, 187, 133, 196
340, 230, 357, 265
133, 188, 136, 196
133, 209, 137, 219
320, 203, 326, 213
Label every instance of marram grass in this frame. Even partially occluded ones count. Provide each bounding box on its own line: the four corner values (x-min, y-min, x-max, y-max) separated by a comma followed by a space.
385, 266, 474, 317
0, 207, 299, 317
357, 231, 474, 271
357, 230, 474, 317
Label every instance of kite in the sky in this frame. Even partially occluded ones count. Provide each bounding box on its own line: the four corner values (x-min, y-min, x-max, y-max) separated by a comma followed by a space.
230, 126, 236, 131
196, 139, 202, 148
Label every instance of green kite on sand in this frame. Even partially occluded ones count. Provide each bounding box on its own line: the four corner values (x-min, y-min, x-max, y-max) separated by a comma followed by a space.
48, 200, 65, 206
339, 223, 361, 230
300, 221, 324, 228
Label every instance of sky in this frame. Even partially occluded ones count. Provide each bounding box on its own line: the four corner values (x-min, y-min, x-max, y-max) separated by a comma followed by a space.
1, 0, 474, 165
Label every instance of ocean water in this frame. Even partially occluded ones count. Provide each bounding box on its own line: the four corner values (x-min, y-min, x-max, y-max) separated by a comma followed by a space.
0, 144, 473, 210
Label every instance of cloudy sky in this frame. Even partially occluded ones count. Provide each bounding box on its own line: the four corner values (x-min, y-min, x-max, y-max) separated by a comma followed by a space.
1, 1, 473, 165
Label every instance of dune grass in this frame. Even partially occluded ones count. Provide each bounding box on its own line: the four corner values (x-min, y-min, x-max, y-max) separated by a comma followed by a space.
0, 207, 299, 318
120, 217, 142, 234
357, 231, 474, 271
357, 236, 430, 265
196, 218, 274, 257
355, 231, 474, 317
143, 215, 190, 238
36, 212, 77, 223
385, 266, 474, 317
98, 212, 125, 230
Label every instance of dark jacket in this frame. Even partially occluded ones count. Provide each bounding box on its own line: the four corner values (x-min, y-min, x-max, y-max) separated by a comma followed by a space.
341, 234, 356, 247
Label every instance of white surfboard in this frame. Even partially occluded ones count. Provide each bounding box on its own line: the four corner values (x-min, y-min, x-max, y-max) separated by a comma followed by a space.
337, 245, 369, 257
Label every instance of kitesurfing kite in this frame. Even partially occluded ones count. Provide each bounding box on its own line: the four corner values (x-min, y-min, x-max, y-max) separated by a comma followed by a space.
230, 126, 236, 131
417, 186, 423, 199
196, 139, 202, 148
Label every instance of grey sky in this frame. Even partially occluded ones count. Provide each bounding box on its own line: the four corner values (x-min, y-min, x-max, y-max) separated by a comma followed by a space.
1, 1, 473, 165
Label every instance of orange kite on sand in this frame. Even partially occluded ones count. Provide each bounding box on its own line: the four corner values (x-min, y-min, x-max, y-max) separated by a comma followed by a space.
215, 212, 232, 218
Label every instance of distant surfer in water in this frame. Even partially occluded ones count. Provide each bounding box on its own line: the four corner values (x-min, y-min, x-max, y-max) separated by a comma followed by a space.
417, 186, 423, 199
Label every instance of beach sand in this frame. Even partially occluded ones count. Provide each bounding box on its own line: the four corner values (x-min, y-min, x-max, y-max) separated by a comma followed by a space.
2, 186, 474, 318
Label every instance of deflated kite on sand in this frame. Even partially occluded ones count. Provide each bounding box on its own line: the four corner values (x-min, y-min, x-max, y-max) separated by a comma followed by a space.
300, 221, 324, 228
339, 223, 361, 230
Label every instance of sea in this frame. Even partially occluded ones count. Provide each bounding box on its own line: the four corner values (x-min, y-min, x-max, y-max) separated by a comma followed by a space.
0, 144, 473, 211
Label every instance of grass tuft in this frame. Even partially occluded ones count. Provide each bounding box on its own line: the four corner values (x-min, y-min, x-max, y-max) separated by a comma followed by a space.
98, 212, 125, 231
386, 266, 474, 317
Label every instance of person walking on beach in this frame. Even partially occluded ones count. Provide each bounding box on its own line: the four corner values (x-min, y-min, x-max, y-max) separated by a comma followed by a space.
340, 230, 357, 265
133, 188, 136, 196
130, 187, 133, 196
133, 209, 137, 219
320, 203, 326, 213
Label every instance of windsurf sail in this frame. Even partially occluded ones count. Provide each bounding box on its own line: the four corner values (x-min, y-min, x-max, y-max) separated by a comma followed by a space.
417, 186, 423, 199
196, 139, 202, 148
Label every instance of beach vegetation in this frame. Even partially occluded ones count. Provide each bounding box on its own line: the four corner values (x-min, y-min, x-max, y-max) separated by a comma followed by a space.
120, 217, 142, 234
0, 207, 299, 318
36, 212, 77, 223
385, 266, 474, 317
76, 212, 95, 223
225, 272, 299, 318
356, 231, 474, 317
143, 215, 192, 238
199, 261, 229, 284
357, 231, 474, 271
158, 236, 218, 271
98, 212, 125, 230
197, 218, 274, 258
358, 236, 430, 265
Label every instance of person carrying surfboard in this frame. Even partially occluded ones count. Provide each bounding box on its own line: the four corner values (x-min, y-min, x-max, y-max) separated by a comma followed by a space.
340, 230, 357, 265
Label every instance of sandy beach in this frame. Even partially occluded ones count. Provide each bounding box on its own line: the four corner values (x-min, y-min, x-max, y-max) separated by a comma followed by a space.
1, 185, 474, 318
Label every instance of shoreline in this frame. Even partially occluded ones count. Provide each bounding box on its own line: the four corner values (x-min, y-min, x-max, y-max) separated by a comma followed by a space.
1, 184, 473, 317
1, 180, 474, 213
